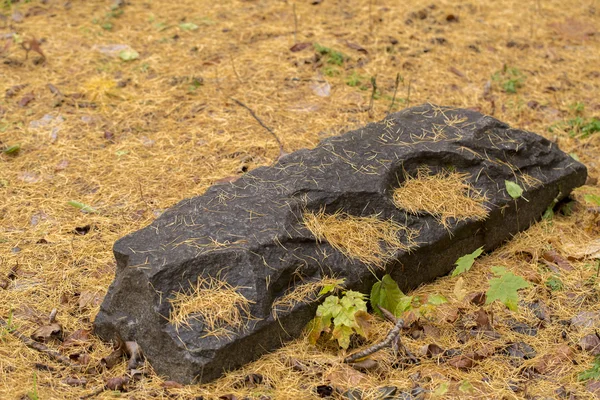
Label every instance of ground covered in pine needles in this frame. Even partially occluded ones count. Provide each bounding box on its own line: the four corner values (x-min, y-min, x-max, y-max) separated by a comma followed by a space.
1, 0, 600, 399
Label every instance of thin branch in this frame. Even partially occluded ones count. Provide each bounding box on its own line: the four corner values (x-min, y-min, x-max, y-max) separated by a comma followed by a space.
367, 76, 377, 118
231, 98, 287, 158
0, 317, 81, 371
386, 73, 403, 115
344, 307, 404, 363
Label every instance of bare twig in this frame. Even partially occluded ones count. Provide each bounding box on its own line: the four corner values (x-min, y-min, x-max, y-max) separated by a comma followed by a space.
229, 54, 243, 84
406, 79, 412, 108
387, 73, 403, 115
344, 305, 411, 364
368, 76, 377, 118
0, 317, 81, 371
293, 3, 298, 44
231, 98, 287, 158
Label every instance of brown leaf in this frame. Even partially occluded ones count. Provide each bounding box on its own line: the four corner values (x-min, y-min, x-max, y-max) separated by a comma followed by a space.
5, 84, 28, 99
421, 343, 445, 358
69, 352, 91, 365
101, 347, 125, 369
346, 42, 368, 54
125, 341, 144, 370
79, 291, 103, 310
475, 308, 492, 330
290, 42, 312, 52
579, 334, 600, 355
18, 92, 35, 107
349, 358, 378, 372
448, 66, 466, 78
31, 322, 62, 342
105, 376, 129, 391
354, 310, 372, 337
422, 324, 440, 339
436, 304, 460, 323
542, 250, 574, 271
468, 292, 487, 306
586, 380, 600, 396
534, 344, 574, 375
62, 329, 91, 349
326, 364, 368, 389
63, 377, 88, 387
550, 18, 597, 41
447, 354, 475, 370
219, 395, 238, 400
161, 380, 184, 389
571, 311, 600, 329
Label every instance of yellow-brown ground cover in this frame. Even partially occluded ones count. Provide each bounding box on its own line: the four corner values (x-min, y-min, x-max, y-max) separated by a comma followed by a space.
1, 0, 599, 398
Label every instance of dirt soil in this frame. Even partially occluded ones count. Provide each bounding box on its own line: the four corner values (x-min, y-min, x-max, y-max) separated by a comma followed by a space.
1, 0, 600, 399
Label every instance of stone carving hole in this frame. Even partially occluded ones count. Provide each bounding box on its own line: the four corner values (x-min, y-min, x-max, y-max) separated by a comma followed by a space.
302, 209, 419, 268
168, 276, 253, 337
392, 166, 489, 228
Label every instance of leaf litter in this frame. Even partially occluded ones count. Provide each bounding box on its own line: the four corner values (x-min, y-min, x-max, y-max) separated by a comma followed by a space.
1, 0, 600, 398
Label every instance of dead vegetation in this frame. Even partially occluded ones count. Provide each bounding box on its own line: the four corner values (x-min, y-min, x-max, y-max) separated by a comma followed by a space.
168, 276, 253, 337
1, 0, 599, 398
393, 167, 489, 228
272, 277, 345, 319
303, 210, 418, 267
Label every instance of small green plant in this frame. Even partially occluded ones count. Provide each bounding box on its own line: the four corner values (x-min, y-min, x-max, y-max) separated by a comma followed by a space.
0, 310, 15, 341
584, 194, 600, 206
2, 143, 20, 155
27, 373, 38, 400
545, 276, 563, 291
485, 266, 530, 311
570, 101, 585, 114
579, 356, 600, 381
346, 71, 367, 87
492, 66, 525, 94
314, 43, 346, 66
306, 290, 369, 349
322, 65, 340, 77
505, 180, 524, 199
452, 246, 484, 276
551, 116, 600, 139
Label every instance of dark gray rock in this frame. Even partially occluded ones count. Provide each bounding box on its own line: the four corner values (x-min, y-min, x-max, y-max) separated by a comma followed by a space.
94, 104, 586, 384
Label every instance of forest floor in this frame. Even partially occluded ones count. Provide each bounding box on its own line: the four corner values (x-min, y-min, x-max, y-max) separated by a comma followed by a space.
1, 0, 600, 399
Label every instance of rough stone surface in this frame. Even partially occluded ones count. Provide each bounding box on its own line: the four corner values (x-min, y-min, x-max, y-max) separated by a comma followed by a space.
94, 104, 587, 383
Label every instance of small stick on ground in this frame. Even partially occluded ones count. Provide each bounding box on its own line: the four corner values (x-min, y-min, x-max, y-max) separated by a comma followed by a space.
231, 98, 287, 158
344, 306, 417, 364
0, 317, 81, 371
387, 73, 403, 115
367, 76, 377, 118
406, 79, 412, 108
293, 3, 298, 45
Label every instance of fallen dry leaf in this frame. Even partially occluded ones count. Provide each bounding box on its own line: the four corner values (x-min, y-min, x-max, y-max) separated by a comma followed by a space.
326, 364, 368, 389
550, 18, 597, 41
542, 250, 574, 271
475, 308, 493, 331
580, 333, 600, 355
79, 291, 103, 310
534, 344, 574, 375
290, 42, 311, 52
467, 292, 486, 306
161, 380, 184, 389
18, 92, 35, 107
349, 358, 378, 372
63, 377, 88, 387
447, 354, 475, 370
453, 277, 467, 301
105, 376, 129, 391
61, 329, 91, 349
125, 341, 144, 370
31, 322, 62, 342
421, 343, 445, 358
346, 42, 368, 54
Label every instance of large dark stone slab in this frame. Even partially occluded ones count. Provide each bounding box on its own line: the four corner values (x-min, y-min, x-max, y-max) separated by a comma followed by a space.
94, 104, 586, 383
